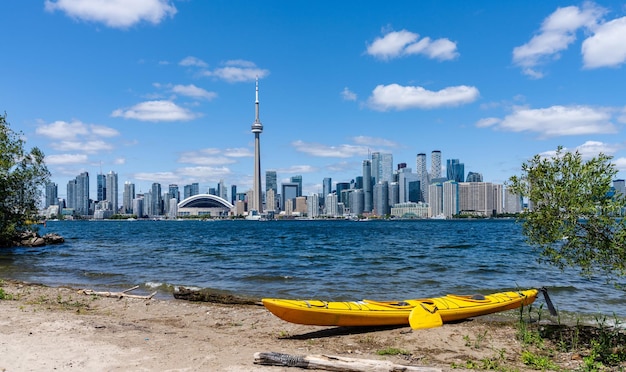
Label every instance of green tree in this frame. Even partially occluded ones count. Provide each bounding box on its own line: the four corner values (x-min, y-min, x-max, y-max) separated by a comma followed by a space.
0, 114, 50, 247
508, 147, 626, 289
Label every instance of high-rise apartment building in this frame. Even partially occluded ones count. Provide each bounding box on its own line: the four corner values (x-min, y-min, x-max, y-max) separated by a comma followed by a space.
431, 150, 441, 179
416, 153, 428, 202
69, 172, 89, 216
458, 182, 501, 216
443, 181, 459, 218
106, 171, 118, 212
45, 182, 58, 208
123, 181, 135, 214
231, 185, 237, 205
428, 183, 444, 217
362, 160, 372, 212
504, 187, 522, 214
398, 168, 419, 203
168, 184, 179, 203
307, 193, 320, 218
151, 183, 162, 216
184, 183, 199, 199
335, 182, 350, 204
325, 192, 338, 217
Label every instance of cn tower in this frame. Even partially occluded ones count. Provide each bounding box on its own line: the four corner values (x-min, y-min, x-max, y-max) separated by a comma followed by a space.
251, 77, 263, 213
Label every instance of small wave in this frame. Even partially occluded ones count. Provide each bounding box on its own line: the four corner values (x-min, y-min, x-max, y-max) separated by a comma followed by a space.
437, 244, 475, 249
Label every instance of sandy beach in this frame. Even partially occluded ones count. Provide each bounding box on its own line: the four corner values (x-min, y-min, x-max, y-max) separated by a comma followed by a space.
0, 279, 585, 371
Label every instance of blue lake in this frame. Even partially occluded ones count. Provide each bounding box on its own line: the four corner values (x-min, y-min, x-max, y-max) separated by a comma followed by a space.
1, 219, 624, 320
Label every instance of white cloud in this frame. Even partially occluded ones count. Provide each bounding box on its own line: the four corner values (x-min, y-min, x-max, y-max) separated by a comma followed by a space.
178, 166, 232, 179
179, 56, 208, 68
111, 100, 199, 121
205, 60, 269, 82
512, 3, 606, 77
367, 84, 479, 111
292, 140, 369, 158
341, 87, 357, 101
475, 117, 501, 128
114, 157, 126, 165
89, 124, 120, 137
36, 120, 89, 139
614, 157, 626, 171
582, 17, 626, 68
51, 140, 113, 154
44, 0, 177, 29
351, 136, 398, 147
45, 153, 88, 165
223, 148, 253, 157
171, 84, 217, 100
366, 29, 458, 61
575, 140, 622, 158
479, 105, 617, 138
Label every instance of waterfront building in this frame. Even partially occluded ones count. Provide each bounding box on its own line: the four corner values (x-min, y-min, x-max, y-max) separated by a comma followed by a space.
429, 183, 444, 218
132, 196, 144, 218
362, 160, 372, 212
217, 179, 227, 201
388, 181, 399, 208
307, 193, 320, 218
281, 182, 299, 212
504, 187, 522, 214
391, 202, 429, 218
458, 182, 502, 216
443, 181, 459, 218
235, 200, 246, 216
177, 194, 233, 217
431, 150, 442, 179
168, 198, 177, 218
45, 182, 58, 208
466, 172, 483, 182
373, 181, 389, 216
97, 173, 106, 202
447, 159, 465, 182
295, 196, 307, 215
123, 182, 135, 214
350, 189, 364, 216
416, 153, 429, 202
106, 171, 118, 212
251, 78, 264, 213
266, 188, 276, 212
325, 193, 338, 217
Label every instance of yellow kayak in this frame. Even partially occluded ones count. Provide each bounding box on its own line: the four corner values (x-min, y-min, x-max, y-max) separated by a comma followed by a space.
262, 289, 538, 327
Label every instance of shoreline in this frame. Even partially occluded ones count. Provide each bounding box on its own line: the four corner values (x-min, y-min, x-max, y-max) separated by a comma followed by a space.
0, 278, 589, 371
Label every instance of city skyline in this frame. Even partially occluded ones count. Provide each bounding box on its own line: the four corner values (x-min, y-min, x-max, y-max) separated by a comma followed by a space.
4, 1, 626, 201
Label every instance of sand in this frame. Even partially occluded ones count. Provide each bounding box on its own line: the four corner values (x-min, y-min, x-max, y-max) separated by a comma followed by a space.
0, 279, 583, 372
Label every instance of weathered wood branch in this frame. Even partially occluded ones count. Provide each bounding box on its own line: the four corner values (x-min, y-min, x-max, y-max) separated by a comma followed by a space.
253, 352, 441, 372
79, 286, 156, 300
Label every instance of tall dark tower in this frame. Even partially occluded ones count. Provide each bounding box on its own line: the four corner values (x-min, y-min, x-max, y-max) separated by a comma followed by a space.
251, 77, 263, 212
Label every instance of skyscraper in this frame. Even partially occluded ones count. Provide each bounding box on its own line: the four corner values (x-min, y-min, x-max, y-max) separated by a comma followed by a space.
251, 78, 263, 213
447, 159, 465, 182
322, 177, 332, 207
97, 173, 106, 202
371, 152, 393, 184
106, 170, 118, 212
290, 175, 303, 197
45, 182, 58, 208
168, 184, 179, 202
75, 172, 89, 216
123, 181, 135, 214
362, 160, 372, 212
265, 171, 277, 194
431, 150, 441, 179
416, 153, 428, 202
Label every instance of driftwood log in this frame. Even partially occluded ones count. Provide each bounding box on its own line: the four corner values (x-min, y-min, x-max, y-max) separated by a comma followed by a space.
174, 286, 259, 305
253, 352, 442, 372
79, 285, 156, 300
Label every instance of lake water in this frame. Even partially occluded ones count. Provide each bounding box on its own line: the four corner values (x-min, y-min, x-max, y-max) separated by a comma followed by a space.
1, 219, 624, 320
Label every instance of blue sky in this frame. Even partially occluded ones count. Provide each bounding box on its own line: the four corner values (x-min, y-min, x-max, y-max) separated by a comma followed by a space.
3, 1, 626, 199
